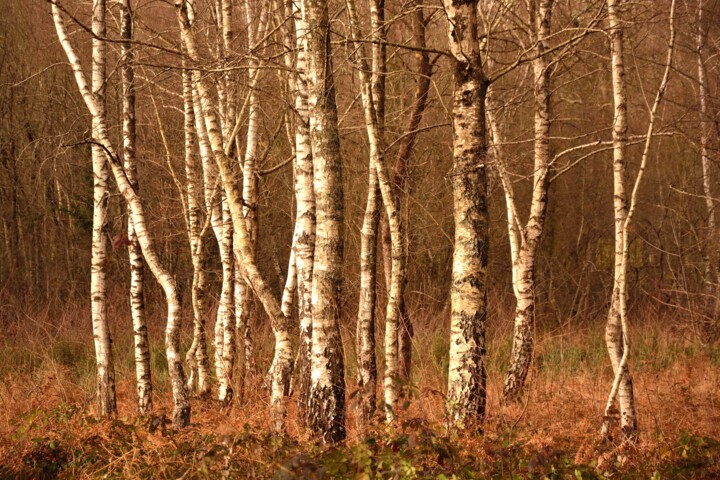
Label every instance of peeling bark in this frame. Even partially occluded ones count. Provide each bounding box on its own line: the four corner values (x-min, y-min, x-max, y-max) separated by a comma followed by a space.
442, 0, 489, 431
301, 0, 347, 444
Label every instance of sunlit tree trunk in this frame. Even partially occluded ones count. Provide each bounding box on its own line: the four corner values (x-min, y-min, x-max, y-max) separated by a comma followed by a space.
601, 0, 675, 441
89, 0, 117, 418
121, 0, 152, 414
354, 0, 382, 427
301, 0, 347, 444
284, 0, 316, 422
177, 1, 293, 432
52, 3, 191, 427
602, 0, 637, 440
503, 0, 553, 401
347, 0, 405, 425
182, 65, 212, 398
442, 0, 489, 431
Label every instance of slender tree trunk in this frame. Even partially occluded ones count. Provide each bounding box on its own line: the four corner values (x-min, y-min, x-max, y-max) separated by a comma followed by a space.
503, 0, 553, 401
121, 0, 152, 415
183, 65, 212, 397
285, 0, 316, 422
301, 0, 347, 444
346, 0, 406, 424
601, 0, 675, 441
354, 0, 382, 427
218, 197, 235, 403
89, 0, 116, 418
602, 0, 637, 440
177, 2, 293, 432
380, 1, 432, 381
52, 3, 191, 427
696, 0, 717, 300
442, 0, 489, 431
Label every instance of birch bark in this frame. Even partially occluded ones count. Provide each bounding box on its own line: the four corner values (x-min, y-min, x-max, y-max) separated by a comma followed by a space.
182, 65, 212, 397
121, 0, 152, 414
90, 0, 117, 418
301, 0, 347, 443
603, 0, 637, 439
177, 2, 293, 432
503, 0, 553, 401
285, 0, 316, 422
442, 0, 489, 431
52, 2, 191, 427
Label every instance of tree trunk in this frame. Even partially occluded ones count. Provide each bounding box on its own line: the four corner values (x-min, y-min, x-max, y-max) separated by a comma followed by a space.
121, 0, 152, 415
90, 0, 117, 418
442, 0, 489, 431
503, 0, 553, 401
177, 2, 293, 433
380, 1, 432, 381
301, 0, 347, 444
602, 0, 637, 440
182, 64, 212, 398
285, 0, 316, 423
52, 3, 191, 427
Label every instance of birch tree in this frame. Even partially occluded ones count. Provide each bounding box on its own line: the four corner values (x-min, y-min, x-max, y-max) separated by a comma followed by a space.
601, 0, 676, 441
90, 0, 116, 418
51, 1, 191, 427
696, 0, 718, 300
442, 0, 489, 430
177, 0, 293, 432
301, 0, 347, 443
380, 0, 433, 381
346, 0, 406, 424
183, 64, 212, 397
120, 0, 152, 414
283, 0, 316, 421
500, 0, 554, 401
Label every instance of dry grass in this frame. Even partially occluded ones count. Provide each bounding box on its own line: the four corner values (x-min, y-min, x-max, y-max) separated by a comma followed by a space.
0, 296, 719, 478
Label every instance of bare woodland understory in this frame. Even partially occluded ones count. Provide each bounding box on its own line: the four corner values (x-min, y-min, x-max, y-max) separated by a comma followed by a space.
2, 0, 720, 477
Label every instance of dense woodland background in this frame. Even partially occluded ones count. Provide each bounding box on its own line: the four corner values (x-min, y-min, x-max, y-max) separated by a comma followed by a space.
1, 0, 720, 478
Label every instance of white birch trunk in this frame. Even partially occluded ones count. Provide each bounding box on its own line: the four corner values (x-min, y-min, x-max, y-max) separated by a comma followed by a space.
442, 0, 489, 431
696, 0, 717, 294
121, 0, 152, 414
601, 0, 675, 441
52, 3, 191, 427
301, 0, 347, 444
177, 2, 293, 432
182, 63, 212, 397
285, 0, 316, 422
346, 0, 405, 424
90, 0, 116, 418
603, 0, 637, 440
503, 0, 553, 401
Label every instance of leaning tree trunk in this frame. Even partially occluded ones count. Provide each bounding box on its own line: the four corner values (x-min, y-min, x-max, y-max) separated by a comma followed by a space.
177, 1, 293, 433
301, 0, 347, 444
503, 0, 553, 401
52, 2, 191, 427
442, 0, 489, 431
89, 0, 117, 418
121, 0, 152, 415
602, 0, 637, 440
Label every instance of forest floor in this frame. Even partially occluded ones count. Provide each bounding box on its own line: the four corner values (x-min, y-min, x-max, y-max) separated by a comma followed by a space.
0, 299, 719, 478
